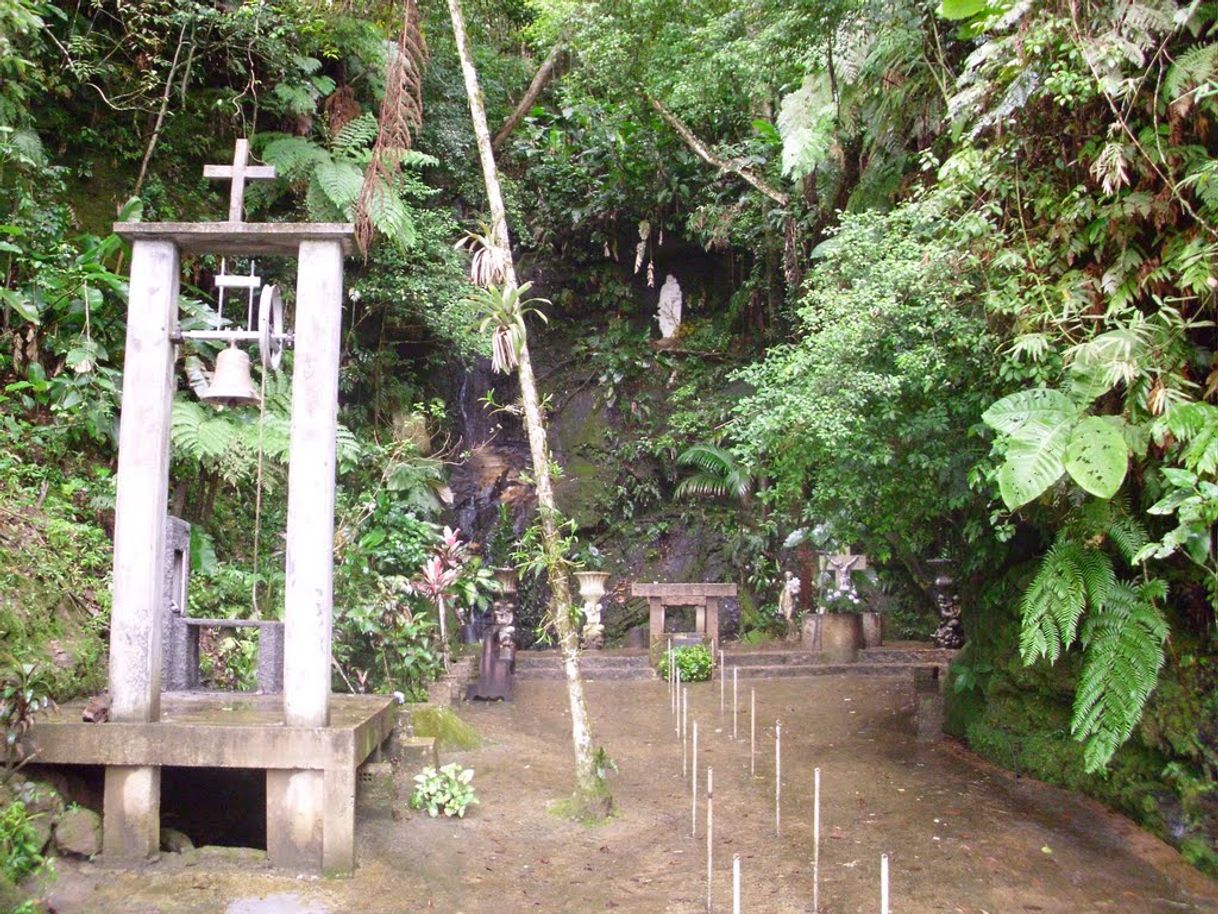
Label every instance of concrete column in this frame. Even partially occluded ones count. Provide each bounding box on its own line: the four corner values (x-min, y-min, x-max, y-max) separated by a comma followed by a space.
103, 766, 161, 859
273, 239, 343, 872
322, 763, 356, 875
109, 239, 178, 721
266, 770, 324, 869
706, 597, 721, 647
648, 598, 665, 646
282, 239, 343, 728
104, 239, 178, 861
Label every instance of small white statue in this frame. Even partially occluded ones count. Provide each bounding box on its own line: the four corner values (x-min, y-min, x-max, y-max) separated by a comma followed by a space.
657, 274, 682, 339
778, 571, 801, 638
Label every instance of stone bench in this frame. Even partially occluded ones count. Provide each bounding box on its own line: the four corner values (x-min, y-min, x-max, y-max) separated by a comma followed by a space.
165, 616, 284, 693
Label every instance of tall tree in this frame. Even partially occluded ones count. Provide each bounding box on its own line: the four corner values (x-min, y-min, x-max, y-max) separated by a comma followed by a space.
446, 0, 611, 818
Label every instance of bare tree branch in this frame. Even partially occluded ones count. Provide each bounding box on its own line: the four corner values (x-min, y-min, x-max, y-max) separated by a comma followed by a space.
649, 96, 789, 206
492, 43, 564, 152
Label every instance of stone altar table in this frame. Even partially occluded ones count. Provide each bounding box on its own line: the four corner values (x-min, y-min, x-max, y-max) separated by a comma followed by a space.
631, 582, 737, 647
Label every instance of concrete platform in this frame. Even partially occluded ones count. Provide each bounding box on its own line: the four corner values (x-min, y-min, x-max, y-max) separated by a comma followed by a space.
27, 692, 395, 874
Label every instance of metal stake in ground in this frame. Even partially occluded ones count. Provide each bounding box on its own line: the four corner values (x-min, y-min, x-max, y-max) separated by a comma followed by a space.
706, 766, 714, 914
683, 685, 689, 777
881, 853, 890, 914
732, 667, 738, 740
676, 667, 682, 736
719, 650, 725, 714
672, 640, 678, 713
749, 688, 756, 777
732, 853, 742, 914
813, 767, 821, 913
775, 719, 782, 836
692, 721, 699, 837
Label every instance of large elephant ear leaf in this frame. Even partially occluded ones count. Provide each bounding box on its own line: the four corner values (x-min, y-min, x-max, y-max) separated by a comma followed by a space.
982, 388, 1077, 436
1065, 416, 1129, 499
997, 418, 1072, 509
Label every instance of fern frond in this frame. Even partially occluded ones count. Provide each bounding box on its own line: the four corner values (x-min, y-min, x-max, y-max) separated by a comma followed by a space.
1164, 42, 1218, 102
259, 135, 328, 182
1072, 579, 1168, 771
1106, 513, 1148, 565
1160, 401, 1218, 476
364, 183, 417, 251
1019, 539, 1086, 664
171, 399, 237, 463
333, 112, 379, 157
312, 159, 364, 215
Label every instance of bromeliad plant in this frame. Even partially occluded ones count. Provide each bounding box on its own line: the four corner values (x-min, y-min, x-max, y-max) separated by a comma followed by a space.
410, 763, 478, 818
466, 282, 550, 374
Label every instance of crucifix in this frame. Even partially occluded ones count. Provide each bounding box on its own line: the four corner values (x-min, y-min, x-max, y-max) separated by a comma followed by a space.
203, 139, 277, 222
824, 549, 867, 591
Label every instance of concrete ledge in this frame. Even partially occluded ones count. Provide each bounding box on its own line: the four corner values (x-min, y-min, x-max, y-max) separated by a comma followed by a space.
113, 222, 354, 256
27, 693, 393, 772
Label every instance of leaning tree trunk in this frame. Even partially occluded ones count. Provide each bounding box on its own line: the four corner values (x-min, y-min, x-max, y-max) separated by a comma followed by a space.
446, 0, 610, 818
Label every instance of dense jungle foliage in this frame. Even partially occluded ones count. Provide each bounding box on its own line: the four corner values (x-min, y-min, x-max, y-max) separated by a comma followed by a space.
1, 0, 1216, 873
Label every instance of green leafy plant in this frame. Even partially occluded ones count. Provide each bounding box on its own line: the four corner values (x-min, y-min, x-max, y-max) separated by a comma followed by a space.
1, 658, 56, 780
592, 746, 618, 780
981, 389, 1132, 509
0, 800, 48, 884
674, 444, 752, 502
410, 763, 478, 818
657, 644, 712, 683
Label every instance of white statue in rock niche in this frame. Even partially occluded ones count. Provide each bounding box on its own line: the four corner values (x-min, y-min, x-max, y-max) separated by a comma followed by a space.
657, 273, 682, 339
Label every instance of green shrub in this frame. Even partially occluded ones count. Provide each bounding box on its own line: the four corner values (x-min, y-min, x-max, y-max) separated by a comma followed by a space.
0, 801, 47, 884
409, 763, 478, 818
657, 644, 712, 682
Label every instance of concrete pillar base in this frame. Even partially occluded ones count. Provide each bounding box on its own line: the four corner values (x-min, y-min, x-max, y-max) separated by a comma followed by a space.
102, 765, 161, 860
266, 769, 324, 870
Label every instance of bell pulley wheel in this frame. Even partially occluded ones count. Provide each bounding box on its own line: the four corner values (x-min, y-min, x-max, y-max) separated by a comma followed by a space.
258, 284, 286, 370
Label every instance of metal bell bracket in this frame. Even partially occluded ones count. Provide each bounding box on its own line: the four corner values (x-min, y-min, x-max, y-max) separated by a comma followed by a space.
173, 284, 292, 370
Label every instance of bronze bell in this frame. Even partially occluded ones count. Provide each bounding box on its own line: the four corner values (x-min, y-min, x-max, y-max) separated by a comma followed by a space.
201, 345, 260, 408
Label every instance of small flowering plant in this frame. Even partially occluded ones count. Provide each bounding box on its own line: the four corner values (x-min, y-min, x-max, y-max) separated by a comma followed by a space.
819, 581, 864, 613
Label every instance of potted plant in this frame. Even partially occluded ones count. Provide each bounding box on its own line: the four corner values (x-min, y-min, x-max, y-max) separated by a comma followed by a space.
573, 544, 609, 648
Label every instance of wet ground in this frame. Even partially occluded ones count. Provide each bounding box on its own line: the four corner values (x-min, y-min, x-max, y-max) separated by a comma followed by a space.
46, 675, 1218, 913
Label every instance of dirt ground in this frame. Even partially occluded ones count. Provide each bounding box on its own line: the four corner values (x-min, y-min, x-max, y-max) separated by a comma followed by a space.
45, 675, 1218, 914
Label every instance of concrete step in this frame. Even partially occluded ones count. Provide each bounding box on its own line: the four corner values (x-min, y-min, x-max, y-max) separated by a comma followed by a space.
513, 666, 656, 682
721, 651, 826, 667
513, 652, 653, 669
728, 662, 937, 680
859, 647, 957, 665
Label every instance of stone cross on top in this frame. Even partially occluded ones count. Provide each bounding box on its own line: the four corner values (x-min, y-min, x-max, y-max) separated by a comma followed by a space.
203, 139, 276, 222
825, 549, 867, 591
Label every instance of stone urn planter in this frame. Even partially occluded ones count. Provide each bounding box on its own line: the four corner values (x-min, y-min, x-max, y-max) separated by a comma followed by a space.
860, 611, 883, 648
804, 613, 863, 662
492, 566, 519, 596
574, 571, 610, 649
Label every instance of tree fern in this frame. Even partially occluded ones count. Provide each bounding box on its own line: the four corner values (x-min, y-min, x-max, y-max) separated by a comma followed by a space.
1072, 579, 1168, 772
